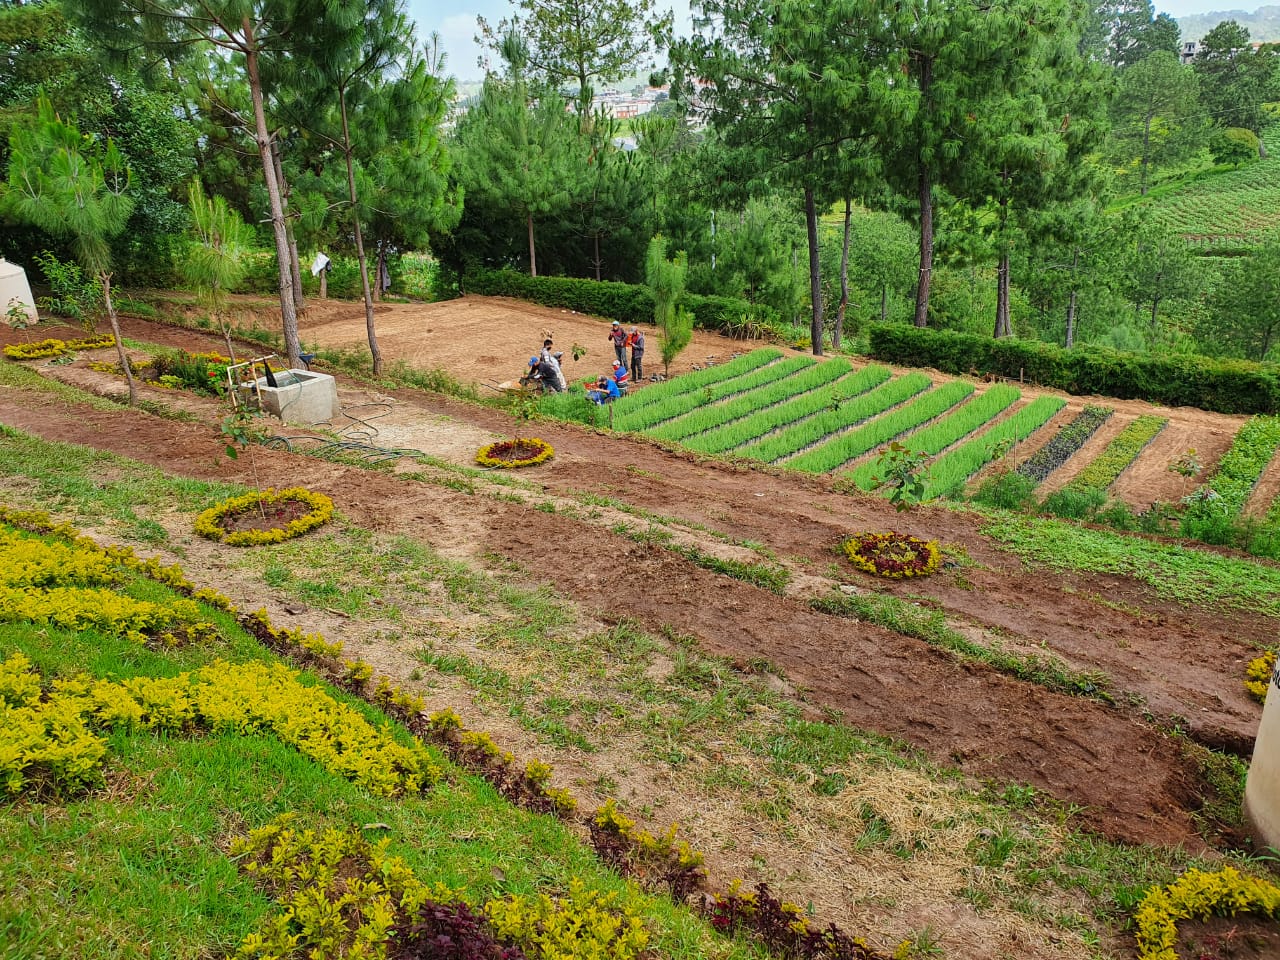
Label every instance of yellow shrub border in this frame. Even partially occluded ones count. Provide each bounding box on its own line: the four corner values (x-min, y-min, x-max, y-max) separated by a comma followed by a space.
194, 486, 334, 546
841, 532, 942, 579
1246, 650, 1275, 704
232, 814, 652, 960
0, 503, 883, 960
3, 335, 115, 360
476, 437, 554, 468
1135, 866, 1280, 960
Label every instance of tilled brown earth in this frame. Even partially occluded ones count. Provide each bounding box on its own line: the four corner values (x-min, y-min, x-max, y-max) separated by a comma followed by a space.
0, 391, 1246, 849
385, 388, 1270, 756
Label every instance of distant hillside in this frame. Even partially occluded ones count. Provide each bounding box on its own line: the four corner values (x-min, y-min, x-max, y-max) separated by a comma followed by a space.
1141, 129, 1280, 252
1177, 4, 1280, 42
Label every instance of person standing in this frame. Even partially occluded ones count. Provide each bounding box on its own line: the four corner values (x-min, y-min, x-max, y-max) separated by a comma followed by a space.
626, 326, 645, 381
608, 321, 627, 365
541, 338, 567, 391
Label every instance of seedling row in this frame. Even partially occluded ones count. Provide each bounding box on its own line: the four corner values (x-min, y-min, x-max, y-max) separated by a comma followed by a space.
554, 348, 1280, 518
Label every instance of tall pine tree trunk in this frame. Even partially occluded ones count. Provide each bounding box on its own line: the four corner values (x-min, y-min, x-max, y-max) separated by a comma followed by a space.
339, 86, 382, 377
1065, 248, 1080, 347
834, 197, 851, 350
804, 184, 824, 356
527, 213, 538, 277
244, 29, 301, 369
994, 251, 1011, 337
914, 165, 934, 328
913, 56, 934, 329
881, 285, 888, 323
271, 138, 305, 313
102, 274, 136, 406
993, 185, 1011, 338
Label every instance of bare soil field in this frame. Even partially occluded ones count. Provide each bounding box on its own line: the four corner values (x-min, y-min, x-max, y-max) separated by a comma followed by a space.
3, 304, 1277, 958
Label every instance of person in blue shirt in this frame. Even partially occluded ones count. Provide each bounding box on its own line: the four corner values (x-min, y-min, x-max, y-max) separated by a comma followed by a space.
587, 375, 620, 404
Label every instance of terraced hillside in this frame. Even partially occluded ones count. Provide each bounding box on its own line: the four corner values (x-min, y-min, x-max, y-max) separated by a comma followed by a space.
1142, 130, 1280, 252
584, 349, 1280, 526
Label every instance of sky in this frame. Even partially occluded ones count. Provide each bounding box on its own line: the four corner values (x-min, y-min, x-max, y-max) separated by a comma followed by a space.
405, 0, 1254, 82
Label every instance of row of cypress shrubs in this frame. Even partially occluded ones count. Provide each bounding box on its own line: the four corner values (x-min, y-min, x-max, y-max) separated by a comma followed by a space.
464, 268, 782, 338
868, 324, 1280, 416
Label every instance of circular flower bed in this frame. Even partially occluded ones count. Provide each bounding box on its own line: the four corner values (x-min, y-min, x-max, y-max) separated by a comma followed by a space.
476, 437, 554, 469
841, 532, 942, 579
194, 487, 334, 546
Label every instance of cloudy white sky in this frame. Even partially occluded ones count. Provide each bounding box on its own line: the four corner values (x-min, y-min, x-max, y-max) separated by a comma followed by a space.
404, 0, 1253, 81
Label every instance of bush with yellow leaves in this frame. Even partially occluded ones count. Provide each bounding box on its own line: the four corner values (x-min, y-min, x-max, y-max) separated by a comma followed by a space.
230, 814, 650, 960
0, 653, 439, 800
1134, 866, 1280, 960
589, 798, 706, 901
424, 708, 576, 818
1246, 650, 1275, 703
0, 526, 219, 646
194, 486, 334, 546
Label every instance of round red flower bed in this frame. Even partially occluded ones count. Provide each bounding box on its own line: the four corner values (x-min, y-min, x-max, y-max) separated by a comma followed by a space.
476, 437, 554, 469
841, 532, 942, 579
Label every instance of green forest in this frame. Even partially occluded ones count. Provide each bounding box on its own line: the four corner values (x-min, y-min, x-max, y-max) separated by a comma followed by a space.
2, 0, 1279, 372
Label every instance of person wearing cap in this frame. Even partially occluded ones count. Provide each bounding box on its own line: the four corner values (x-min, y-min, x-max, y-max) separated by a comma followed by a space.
611, 359, 630, 390
587, 374, 621, 404
625, 325, 645, 381
608, 321, 627, 365
527, 356, 563, 392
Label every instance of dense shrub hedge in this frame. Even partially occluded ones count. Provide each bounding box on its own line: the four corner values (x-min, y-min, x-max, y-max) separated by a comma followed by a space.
233, 251, 403, 300
465, 269, 781, 337
868, 324, 1280, 415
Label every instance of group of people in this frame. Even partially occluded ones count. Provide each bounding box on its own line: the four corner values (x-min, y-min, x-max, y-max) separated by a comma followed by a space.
608, 321, 644, 380
524, 321, 646, 405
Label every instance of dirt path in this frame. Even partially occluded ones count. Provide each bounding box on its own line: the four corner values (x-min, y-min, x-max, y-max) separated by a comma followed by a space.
1111, 416, 1235, 512
0, 390, 1245, 849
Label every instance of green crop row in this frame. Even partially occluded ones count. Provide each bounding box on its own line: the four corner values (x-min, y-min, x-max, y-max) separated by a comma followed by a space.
846, 384, 1020, 490
1065, 415, 1168, 493
1201, 415, 1280, 516
868, 323, 1280, 415
923, 395, 1066, 499
686, 365, 892, 455
736, 373, 931, 464
648, 357, 846, 443
788, 380, 975, 474
610, 348, 781, 420
613, 354, 805, 433
1017, 405, 1114, 484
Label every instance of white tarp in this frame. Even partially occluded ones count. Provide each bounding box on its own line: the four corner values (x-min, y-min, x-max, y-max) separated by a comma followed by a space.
0, 258, 38, 324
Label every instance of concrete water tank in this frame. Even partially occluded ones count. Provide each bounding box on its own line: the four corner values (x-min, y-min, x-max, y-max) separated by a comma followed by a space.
1245, 658, 1280, 847
0, 258, 38, 324
239, 369, 338, 425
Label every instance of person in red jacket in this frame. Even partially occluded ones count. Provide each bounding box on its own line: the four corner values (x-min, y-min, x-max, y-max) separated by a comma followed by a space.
608, 320, 627, 365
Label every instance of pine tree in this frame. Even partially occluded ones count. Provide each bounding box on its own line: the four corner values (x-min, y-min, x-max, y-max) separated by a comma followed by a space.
68, 0, 306, 367
183, 180, 253, 362
477, 0, 670, 118
3, 97, 137, 403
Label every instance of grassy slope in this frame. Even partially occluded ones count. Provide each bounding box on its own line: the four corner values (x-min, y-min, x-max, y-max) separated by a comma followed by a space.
4, 349, 1280, 958
0, 531, 741, 960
